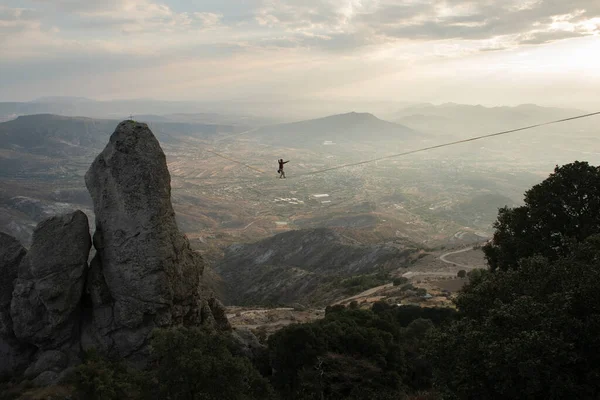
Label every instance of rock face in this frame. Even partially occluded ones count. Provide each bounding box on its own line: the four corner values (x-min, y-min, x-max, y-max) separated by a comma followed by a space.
0, 120, 230, 383
0, 232, 35, 377
11, 211, 91, 350
83, 121, 227, 360
0, 232, 26, 338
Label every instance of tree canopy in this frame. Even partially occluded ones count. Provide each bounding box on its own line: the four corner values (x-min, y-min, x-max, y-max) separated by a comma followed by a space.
483, 161, 600, 271
431, 235, 600, 399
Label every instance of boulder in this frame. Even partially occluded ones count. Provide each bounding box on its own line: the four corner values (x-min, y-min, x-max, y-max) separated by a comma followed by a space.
83, 121, 217, 359
11, 211, 91, 349
231, 328, 270, 375
0, 233, 36, 377
231, 328, 265, 359
207, 297, 231, 331
33, 370, 60, 387
0, 336, 36, 378
24, 350, 68, 380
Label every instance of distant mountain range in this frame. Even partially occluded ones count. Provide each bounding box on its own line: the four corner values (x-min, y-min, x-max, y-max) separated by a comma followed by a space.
0, 97, 280, 126
249, 111, 422, 148
0, 115, 117, 158
391, 103, 596, 137
0, 114, 248, 160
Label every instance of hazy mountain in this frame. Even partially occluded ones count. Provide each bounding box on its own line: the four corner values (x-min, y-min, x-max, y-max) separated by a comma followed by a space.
0, 114, 118, 158
250, 112, 422, 148
32, 96, 97, 104
0, 114, 246, 160
0, 98, 281, 126
392, 103, 595, 137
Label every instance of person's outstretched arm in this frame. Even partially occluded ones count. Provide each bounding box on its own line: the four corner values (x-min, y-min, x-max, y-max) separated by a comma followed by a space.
284, 160, 289, 164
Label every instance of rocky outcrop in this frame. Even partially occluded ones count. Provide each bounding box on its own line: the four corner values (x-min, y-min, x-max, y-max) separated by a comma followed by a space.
83, 121, 226, 360
0, 120, 229, 383
11, 211, 91, 350
0, 211, 90, 380
24, 350, 68, 381
0, 233, 35, 377
0, 232, 26, 338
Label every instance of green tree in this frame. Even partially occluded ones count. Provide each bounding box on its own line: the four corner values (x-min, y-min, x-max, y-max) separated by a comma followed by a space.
149, 327, 275, 400
393, 277, 409, 286
456, 270, 466, 278
269, 304, 457, 399
465, 268, 488, 282
74, 349, 145, 400
484, 161, 600, 271
430, 235, 600, 399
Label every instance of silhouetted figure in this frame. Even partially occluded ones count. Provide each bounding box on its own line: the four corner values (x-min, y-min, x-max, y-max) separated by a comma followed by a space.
278, 159, 289, 178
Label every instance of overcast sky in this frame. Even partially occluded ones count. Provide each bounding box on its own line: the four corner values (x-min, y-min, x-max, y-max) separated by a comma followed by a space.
1, 0, 599, 109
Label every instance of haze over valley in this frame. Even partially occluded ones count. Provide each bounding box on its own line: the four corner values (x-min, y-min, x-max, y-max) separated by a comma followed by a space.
1, 100, 598, 258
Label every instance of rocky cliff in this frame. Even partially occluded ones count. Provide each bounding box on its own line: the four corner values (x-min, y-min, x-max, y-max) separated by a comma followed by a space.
0, 121, 228, 384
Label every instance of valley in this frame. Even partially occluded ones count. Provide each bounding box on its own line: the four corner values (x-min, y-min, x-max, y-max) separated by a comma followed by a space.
0, 104, 598, 310
226, 245, 487, 338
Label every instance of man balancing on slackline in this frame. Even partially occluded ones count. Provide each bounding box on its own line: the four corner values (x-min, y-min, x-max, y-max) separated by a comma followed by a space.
277, 159, 289, 179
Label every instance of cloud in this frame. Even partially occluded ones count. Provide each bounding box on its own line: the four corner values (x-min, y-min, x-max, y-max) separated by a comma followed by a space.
250, 0, 600, 51
518, 30, 586, 45
32, 0, 129, 13
193, 12, 222, 29
0, 6, 42, 35
15, 0, 599, 56
76, 0, 195, 34
31, 0, 209, 34
2, 0, 600, 106
479, 45, 510, 52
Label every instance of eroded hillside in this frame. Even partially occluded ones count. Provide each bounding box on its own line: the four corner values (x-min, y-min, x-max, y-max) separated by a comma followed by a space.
214, 227, 420, 306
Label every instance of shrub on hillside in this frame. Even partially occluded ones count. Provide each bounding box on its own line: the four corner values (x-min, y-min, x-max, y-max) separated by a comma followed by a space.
393, 277, 409, 286
73, 349, 144, 400
74, 328, 275, 400
269, 304, 457, 399
149, 327, 275, 400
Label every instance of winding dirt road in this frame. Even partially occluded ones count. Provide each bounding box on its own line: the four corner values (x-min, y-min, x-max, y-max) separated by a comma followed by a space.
439, 246, 478, 269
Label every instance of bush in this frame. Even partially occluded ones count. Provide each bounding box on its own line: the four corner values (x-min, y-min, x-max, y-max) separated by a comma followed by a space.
74, 328, 275, 400
269, 305, 457, 399
466, 268, 488, 282
456, 270, 466, 278
340, 273, 391, 296
393, 277, 409, 286
400, 284, 416, 292
73, 349, 144, 400
149, 327, 275, 400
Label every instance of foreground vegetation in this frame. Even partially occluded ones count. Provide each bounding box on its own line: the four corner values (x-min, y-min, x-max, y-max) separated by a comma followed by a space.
3, 161, 600, 399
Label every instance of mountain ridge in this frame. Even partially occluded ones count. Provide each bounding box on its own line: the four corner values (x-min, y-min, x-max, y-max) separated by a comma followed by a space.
249, 111, 422, 148
214, 227, 418, 306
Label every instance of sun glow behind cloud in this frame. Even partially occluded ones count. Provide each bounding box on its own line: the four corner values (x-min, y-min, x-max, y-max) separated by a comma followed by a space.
0, 0, 599, 109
